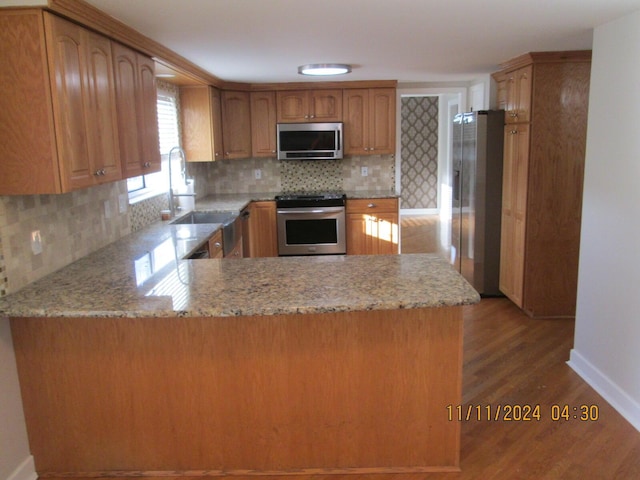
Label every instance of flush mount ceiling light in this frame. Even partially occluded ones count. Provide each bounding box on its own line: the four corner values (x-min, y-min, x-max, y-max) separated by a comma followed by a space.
298, 63, 352, 76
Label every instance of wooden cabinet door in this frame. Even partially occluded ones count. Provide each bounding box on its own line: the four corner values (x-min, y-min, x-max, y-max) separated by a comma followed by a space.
137, 53, 161, 173
369, 88, 396, 154
343, 89, 369, 155
180, 86, 223, 162
347, 212, 399, 255
309, 89, 342, 122
210, 88, 224, 160
250, 91, 277, 157
208, 230, 224, 259
112, 43, 141, 176
113, 43, 160, 178
246, 201, 278, 258
499, 124, 529, 306
83, 29, 121, 184
276, 90, 308, 122
221, 90, 251, 159
344, 88, 395, 155
276, 89, 342, 123
346, 198, 399, 255
505, 65, 532, 124
45, 14, 94, 190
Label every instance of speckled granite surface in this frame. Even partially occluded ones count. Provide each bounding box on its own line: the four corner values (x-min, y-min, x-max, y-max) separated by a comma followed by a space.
0, 192, 478, 319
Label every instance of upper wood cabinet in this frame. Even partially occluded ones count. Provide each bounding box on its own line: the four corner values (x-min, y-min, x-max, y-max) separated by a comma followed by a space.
343, 88, 396, 155
221, 90, 252, 159
493, 51, 591, 317
250, 91, 277, 157
112, 42, 161, 178
504, 65, 532, 124
276, 89, 342, 123
180, 85, 224, 162
0, 10, 123, 194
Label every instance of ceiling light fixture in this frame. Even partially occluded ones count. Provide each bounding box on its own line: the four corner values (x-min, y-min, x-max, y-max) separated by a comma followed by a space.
298, 63, 352, 76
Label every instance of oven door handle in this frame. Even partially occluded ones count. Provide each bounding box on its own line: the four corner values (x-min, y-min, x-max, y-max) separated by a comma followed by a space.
277, 207, 344, 215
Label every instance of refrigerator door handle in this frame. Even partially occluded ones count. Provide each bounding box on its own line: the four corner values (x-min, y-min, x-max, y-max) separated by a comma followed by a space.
453, 169, 460, 202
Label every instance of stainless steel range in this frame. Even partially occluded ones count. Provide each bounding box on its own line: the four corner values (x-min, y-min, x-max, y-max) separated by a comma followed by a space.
275, 192, 347, 256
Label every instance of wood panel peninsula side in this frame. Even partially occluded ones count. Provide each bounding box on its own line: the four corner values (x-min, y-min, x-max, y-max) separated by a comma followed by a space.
2, 221, 480, 477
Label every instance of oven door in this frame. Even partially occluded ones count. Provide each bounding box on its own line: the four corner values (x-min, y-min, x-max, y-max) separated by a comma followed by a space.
276, 206, 346, 256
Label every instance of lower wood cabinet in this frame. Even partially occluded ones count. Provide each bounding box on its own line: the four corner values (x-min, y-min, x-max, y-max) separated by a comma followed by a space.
346, 198, 399, 255
243, 201, 278, 258
208, 230, 224, 259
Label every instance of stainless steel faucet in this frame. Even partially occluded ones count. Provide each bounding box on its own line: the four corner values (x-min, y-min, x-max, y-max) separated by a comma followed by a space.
168, 146, 196, 217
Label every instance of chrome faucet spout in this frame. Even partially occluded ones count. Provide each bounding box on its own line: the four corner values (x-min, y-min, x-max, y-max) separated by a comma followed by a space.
168, 146, 193, 218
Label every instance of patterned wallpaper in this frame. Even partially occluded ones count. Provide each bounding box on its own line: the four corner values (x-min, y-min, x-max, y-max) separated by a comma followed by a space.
401, 97, 439, 209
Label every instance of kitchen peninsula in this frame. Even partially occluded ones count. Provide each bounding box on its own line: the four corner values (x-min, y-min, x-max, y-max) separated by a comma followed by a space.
1, 210, 479, 477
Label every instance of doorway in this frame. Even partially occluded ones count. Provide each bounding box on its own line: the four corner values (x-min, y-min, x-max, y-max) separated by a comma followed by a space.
396, 89, 464, 256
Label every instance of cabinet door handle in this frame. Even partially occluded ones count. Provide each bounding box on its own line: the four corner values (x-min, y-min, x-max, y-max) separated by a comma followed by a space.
367, 203, 376, 208
143, 162, 151, 168
214, 242, 222, 248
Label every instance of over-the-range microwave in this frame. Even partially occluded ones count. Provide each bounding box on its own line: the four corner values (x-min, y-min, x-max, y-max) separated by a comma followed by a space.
277, 122, 343, 160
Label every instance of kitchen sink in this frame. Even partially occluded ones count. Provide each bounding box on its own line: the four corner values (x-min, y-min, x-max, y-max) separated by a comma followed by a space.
170, 211, 236, 225
170, 211, 241, 256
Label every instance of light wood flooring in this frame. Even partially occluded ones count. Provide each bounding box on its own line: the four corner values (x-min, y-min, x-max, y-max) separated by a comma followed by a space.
400, 214, 448, 256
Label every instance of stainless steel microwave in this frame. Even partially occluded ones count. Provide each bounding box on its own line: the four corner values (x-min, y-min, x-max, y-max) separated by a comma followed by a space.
277, 122, 343, 160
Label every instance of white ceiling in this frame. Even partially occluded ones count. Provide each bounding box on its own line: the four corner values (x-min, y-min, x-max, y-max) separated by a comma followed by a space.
84, 0, 640, 84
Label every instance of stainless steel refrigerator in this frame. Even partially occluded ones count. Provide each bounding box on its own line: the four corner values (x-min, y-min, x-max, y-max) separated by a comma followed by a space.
451, 110, 504, 296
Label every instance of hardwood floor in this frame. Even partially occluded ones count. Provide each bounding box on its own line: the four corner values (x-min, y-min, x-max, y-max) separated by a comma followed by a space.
452, 298, 640, 479
397, 214, 640, 478
400, 214, 448, 256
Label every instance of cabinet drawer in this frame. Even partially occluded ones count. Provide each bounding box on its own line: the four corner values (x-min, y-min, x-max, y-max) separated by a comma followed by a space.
346, 198, 398, 214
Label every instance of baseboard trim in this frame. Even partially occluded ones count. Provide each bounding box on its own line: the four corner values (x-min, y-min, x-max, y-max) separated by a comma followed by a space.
37, 466, 461, 478
568, 348, 640, 432
6, 456, 37, 480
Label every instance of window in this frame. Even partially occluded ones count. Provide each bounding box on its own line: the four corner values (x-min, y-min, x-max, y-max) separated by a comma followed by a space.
127, 82, 181, 198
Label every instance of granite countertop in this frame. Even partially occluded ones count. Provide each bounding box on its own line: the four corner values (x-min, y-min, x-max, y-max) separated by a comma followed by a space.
0, 191, 479, 319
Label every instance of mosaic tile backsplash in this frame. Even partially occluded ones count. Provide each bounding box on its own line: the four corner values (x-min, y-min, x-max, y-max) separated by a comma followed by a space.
190, 154, 395, 195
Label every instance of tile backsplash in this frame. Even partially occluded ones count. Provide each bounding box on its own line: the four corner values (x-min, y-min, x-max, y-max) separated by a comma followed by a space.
189, 154, 395, 194
0, 154, 395, 297
0, 182, 130, 295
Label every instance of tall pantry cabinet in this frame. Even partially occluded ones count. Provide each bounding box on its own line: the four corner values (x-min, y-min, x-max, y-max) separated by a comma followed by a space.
493, 51, 591, 318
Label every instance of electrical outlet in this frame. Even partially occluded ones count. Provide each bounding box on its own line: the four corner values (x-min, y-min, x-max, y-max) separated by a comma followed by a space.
361, 166, 368, 177
31, 230, 42, 255
254, 169, 262, 180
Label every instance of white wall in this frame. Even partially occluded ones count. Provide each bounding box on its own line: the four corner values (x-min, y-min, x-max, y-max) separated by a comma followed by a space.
0, 318, 35, 480
569, 9, 640, 432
